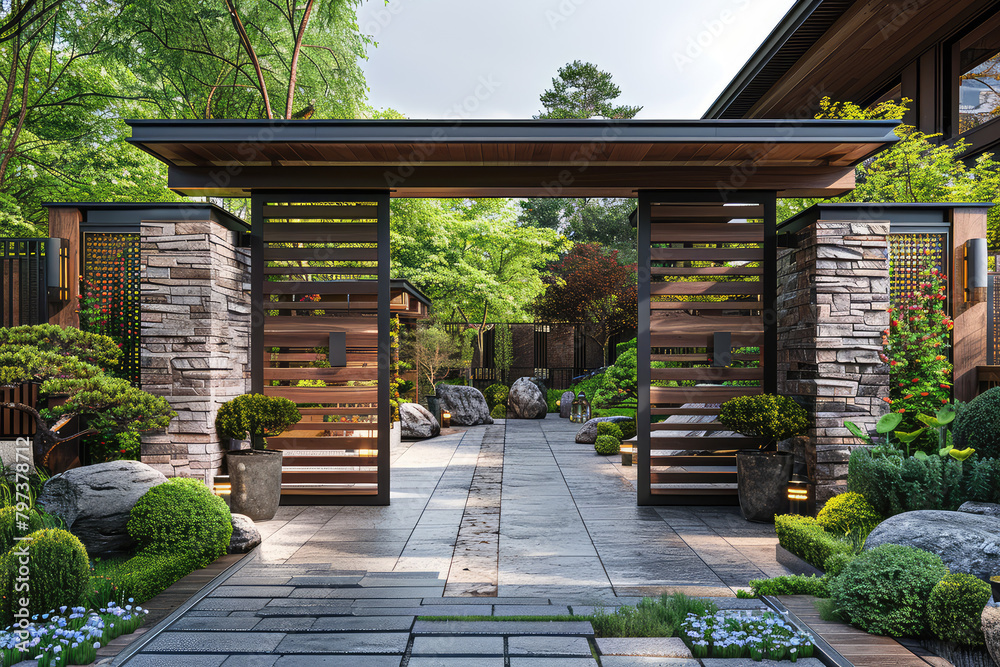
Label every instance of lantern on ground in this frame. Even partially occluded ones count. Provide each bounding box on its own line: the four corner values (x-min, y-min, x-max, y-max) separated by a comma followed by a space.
570, 392, 591, 424
787, 474, 812, 515
620, 443, 633, 466
441, 410, 451, 428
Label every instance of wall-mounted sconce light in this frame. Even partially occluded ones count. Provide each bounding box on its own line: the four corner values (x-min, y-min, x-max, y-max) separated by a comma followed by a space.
46, 238, 69, 302
965, 238, 988, 303
329, 331, 346, 366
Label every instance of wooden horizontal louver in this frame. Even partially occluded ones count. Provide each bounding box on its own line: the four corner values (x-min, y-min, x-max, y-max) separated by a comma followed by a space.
640, 198, 773, 504
257, 197, 387, 500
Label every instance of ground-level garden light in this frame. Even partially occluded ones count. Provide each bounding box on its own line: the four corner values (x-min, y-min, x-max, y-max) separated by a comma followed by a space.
441, 410, 451, 428
787, 474, 812, 515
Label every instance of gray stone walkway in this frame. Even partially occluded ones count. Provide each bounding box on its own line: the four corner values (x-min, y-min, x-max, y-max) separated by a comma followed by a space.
117, 415, 793, 666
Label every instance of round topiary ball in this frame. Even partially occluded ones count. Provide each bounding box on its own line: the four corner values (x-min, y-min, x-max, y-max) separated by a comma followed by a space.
830, 544, 947, 637
594, 435, 620, 455
128, 478, 232, 567
953, 387, 1000, 458
928, 573, 991, 646
490, 403, 506, 419
596, 422, 624, 441
483, 384, 509, 410
817, 492, 882, 536
0, 528, 89, 624
719, 394, 809, 442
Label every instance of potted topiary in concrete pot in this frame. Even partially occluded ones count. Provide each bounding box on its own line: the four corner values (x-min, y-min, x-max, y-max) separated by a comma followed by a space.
720, 394, 809, 523
216, 394, 301, 521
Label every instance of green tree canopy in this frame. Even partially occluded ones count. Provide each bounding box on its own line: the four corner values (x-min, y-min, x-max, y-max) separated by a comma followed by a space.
536, 60, 642, 119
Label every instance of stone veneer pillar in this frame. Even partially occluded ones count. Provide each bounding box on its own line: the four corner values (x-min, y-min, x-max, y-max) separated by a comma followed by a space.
776, 219, 890, 503
139, 219, 251, 481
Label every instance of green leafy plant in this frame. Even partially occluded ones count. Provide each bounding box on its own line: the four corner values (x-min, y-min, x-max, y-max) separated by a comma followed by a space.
483, 384, 509, 410
490, 403, 506, 419
596, 422, 624, 441
0, 506, 60, 553
619, 419, 637, 441
109, 552, 204, 604
0, 528, 90, 624
829, 544, 947, 637
127, 478, 232, 567
720, 394, 809, 449
823, 552, 857, 578
845, 411, 901, 448
215, 393, 301, 449
928, 573, 991, 646
953, 386, 1000, 459
749, 574, 830, 598
816, 492, 882, 537
774, 515, 854, 571
594, 435, 620, 455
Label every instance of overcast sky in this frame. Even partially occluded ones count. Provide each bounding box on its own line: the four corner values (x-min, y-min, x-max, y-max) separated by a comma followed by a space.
355, 0, 797, 120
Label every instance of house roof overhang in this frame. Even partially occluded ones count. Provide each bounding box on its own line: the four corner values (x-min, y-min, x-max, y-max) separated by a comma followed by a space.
126, 118, 899, 198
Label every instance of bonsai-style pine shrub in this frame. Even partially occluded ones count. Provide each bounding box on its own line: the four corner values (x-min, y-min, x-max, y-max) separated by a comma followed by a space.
596, 422, 624, 441
490, 403, 506, 419
774, 515, 853, 571
829, 544, 947, 636
483, 384, 509, 410
928, 573, 991, 646
128, 478, 232, 567
0, 528, 89, 624
216, 393, 301, 449
749, 574, 830, 598
816, 492, 882, 537
953, 386, 1000, 459
594, 435, 620, 455
719, 395, 809, 447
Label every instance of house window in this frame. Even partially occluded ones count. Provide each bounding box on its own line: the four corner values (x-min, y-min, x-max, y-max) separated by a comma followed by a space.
957, 14, 1000, 134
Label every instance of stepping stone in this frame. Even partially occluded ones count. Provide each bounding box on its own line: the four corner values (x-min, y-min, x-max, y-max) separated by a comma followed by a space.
412, 621, 594, 636
274, 632, 409, 654
508, 636, 592, 656
596, 638, 693, 658
287, 576, 364, 587
411, 635, 504, 656
408, 660, 504, 667
220, 657, 279, 667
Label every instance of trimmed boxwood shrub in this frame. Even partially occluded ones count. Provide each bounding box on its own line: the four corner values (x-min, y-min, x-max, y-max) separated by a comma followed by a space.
719, 394, 809, 442
774, 514, 853, 571
816, 492, 881, 536
113, 552, 203, 604
127, 478, 232, 567
823, 552, 857, 578
0, 528, 89, 624
594, 435, 620, 455
490, 403, 506, 419
619, 419, 637, 441
829, 544, 947, 637
928, 573, 991, 646
483, 384, 509, 410
597, 422, 624, 441
953, 386, 1000, 459
749, 574, 830, 598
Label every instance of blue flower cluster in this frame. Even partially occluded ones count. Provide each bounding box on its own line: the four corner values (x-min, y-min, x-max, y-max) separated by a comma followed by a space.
682, 610, 816, 662
0, 601, 147, 667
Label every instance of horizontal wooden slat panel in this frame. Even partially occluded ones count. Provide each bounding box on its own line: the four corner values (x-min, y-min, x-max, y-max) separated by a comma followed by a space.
265, 315, 378, 333
651, 248, 761, 261
652, 407, 720, 416
650, 455, 735, 466
647, 435, 767, 449
651, 487, 738, 496
265, 302, 380, 311
651, 223, 764, 243
284, 420, 378, 431
296, 407, 379, 415
264, 368, 379, 382
269, 436, 377, 448
263, 386, 377, 402
651, 367, 763, 381
652, 354, 759, 362
264, 248, 378, 261
651, 471, 737, 484
651, 281, 762, 296
651, 332, 764, 347
263, 332, 377, 347
281, 455, 378, 466
263, 281, 378, 295
651, 314, 764, 335
267, 352, 375, 362
263, 205, 378, 220
280, 471, 378, 485
651, 386, 762, 404
651, 301, 762, 311
652, 266, 762, 276
280, 487, 377, 496
264, 266, 378, 275
651, 422, 727, 431
264, 223, 377, 243
650, 204, 764, 219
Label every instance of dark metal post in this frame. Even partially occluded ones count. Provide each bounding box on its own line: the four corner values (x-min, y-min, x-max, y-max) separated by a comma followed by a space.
637, 192, 652, 506
762, 193, 778, 395
250, 194, 265, 395
376, 191, 391, 505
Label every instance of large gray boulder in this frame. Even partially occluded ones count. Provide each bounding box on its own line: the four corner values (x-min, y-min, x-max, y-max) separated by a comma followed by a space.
508, 377, 547, 419
865, 510, 1000, 580
959, 501, 1000, 519
559, 391, 575, 419
400, 402, 440, 438
228, 513, 261, 554
38, 460, 167, 554
576, 416, 635, 444
436, 384, 493, 426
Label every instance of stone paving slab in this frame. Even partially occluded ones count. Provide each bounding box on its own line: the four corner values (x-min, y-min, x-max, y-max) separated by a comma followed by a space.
124, 656, 227, 667
411, 635, 505, 655
700, 660, 824, 667
596, 637, 693, 658
210, 586, 295, 598
272, 657, 401, 666
430, 597, 552, 605
508, 660, 597, 666
288, 586, 445, 599
407, 659, 503, 667
142, 631, 285, 653
194, 598, 271, 611
600, 659, 699, 667
310, 616, 414, 631
272, 632, 409, 654
507, 635, 592, 656
349, 604, 494, 616
169, 617, 262, 631
493, 604, 572, 615
256, 605, 353, 616
412, 620, 594, 635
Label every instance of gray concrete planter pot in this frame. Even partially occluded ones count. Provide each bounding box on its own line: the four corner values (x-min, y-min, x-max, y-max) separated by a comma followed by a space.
227, 449, 283, 522
737, 450, 792, 523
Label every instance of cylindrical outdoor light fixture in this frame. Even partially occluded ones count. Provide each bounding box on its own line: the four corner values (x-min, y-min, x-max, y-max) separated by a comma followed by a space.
965, 237, 988, 303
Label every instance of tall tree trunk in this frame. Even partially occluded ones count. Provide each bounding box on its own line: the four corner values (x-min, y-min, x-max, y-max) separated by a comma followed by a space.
223, 0, 273, 119
285, 0, 316, 119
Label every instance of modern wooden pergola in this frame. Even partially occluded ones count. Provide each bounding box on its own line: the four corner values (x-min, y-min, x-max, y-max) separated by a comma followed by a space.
128, 118, 898, 505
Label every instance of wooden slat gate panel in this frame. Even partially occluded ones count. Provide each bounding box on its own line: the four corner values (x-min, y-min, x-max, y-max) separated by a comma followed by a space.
251, 193, 390, 505
637, 193, 777, 505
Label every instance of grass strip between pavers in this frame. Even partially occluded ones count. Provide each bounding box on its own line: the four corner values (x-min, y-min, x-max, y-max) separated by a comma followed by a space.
418, 615, 582, 622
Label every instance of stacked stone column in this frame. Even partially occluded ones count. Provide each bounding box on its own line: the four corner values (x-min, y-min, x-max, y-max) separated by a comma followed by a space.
776, 220, 890, 503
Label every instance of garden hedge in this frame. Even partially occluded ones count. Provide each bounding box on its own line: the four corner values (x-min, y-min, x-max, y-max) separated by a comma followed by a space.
594, 435, 620, 455
928, 573, 991, 646
952, 386, 1000, 459
749, 574, 830, 598
774, 515, 853, 571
